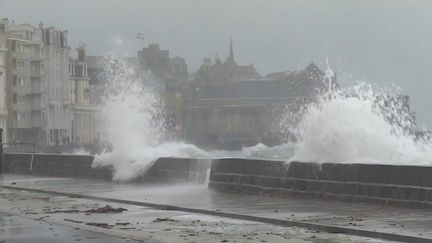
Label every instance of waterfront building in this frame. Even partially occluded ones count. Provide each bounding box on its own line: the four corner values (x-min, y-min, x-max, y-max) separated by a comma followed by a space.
2, 18, 70, 147
69, 45, 102, 145
137, 43, 188, 90
193, 40, 259, 85
183, 63, 333, 149
136, 44, 188, 131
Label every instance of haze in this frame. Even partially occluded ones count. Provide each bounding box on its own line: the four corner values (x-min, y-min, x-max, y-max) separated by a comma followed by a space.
1, 0, 431, 127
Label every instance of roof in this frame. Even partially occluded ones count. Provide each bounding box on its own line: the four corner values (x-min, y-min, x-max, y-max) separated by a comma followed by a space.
193, 76, 322, 100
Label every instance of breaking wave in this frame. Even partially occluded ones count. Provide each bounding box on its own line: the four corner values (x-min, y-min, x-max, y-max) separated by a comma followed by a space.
93, 57, 432, 182
289, 72, 432, 165
92, 58, 207, 181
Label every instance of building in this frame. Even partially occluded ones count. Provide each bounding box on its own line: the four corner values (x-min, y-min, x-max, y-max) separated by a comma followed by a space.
137, 43, 188, 91
42, 24, 71, 146
136, 44, 188, 132
2, 18, 70, 147
86, 55, 108, 106
193, 40, 259, 85
68, 45, 102, 145
4, 19, 46, 146
0, 20, 8, 141
183, 63, 333, 149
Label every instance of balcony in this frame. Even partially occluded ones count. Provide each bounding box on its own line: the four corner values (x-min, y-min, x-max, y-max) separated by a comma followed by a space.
30, 56, 45, 62
12, 119, 32, 129
12, 86, 31, 94
12, 103, 30, 111
48, 99, 57, 106
11, 51, 27, 59
31, 118, 46, 128
30, 71, 44, 78
30, 85, 46, 94
30, 102, 42, 110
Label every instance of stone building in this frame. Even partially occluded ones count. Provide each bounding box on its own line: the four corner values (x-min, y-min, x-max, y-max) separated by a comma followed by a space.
137, 43, 188, 91
86, 55, 107, 105
136, 44, 188, 131
183, 63, 333, 150
2, 18, 70, 147
193, 40, 259, 85
69, 45, 102, 145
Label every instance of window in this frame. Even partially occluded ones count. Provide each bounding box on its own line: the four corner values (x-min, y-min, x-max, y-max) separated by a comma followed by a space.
13, 76, 17, 87
17, 112, 24, 122
13, 93, 17, 104
18, 95, 25, 104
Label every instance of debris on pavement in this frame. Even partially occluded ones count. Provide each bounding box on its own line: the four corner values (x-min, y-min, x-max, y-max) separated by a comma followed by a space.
85, 205, 128, 213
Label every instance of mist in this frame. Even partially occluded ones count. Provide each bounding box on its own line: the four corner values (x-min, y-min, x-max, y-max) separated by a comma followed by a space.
1, 0, 432, 127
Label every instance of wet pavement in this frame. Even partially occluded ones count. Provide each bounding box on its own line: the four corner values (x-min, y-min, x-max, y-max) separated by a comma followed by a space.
0, 212, 141, 243
1, 174, 431, 242
0, 187, 391, 243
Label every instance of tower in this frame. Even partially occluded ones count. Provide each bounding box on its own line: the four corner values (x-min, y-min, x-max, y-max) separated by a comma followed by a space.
226, 38, 235, 66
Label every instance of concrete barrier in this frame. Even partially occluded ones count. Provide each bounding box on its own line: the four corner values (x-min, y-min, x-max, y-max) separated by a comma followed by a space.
6, 153, 432, 207
140, 157, 210, 183
209, 158, 432, 208
4, 153, 112, 179
4, 153, 209, 183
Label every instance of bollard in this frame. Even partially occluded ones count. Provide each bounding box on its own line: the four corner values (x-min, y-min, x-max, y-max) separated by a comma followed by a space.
0, 128, 3, 174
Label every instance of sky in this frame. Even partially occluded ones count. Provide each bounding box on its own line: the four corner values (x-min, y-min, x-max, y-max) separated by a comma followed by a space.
1, 0, 432, 127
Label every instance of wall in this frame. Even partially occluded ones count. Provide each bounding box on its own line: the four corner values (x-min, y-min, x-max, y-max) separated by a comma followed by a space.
4, 153, 111, 179
3, 153, 209, 183
5, 153, 432, 208
209, 158, 432, 208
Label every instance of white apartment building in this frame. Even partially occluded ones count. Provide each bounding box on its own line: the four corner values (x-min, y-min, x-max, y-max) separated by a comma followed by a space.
42, 25, 71, 146
3, 18, 71, 147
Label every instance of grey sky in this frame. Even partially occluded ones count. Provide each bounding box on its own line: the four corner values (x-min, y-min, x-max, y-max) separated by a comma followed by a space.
1, 0, 432, 127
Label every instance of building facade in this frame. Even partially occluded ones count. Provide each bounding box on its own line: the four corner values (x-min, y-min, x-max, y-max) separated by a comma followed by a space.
2, 19, 71, 147
42, 25, 71, 146
183, 63, 332, 150
4, 20, 45, 145
136, 44, 188, 132
137, 43, 188, 90
69, 45, 102, 145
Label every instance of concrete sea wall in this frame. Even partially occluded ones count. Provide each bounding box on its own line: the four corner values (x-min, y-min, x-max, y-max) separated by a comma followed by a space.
3, 153, 209, 183
208, 158, 432, 207
4, 153, 432, 207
